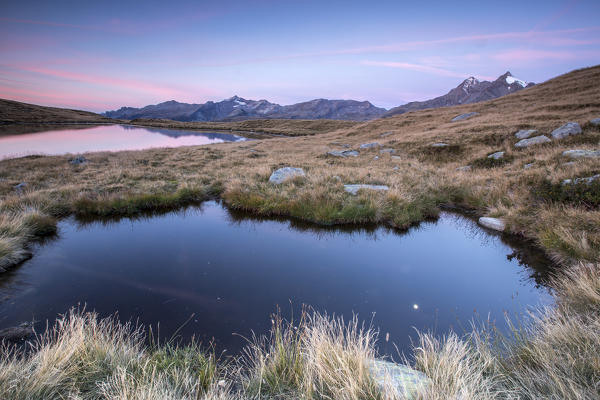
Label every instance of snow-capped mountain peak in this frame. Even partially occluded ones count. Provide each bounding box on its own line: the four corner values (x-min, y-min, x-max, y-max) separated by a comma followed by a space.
505, 75, 527, 87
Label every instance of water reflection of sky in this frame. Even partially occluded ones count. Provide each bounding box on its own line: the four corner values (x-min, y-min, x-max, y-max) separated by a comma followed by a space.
0, 124, 246, 159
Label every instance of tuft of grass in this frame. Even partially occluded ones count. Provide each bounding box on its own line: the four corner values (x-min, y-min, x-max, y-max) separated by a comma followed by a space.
534, 179, 600, 209
471, 154, 514, 169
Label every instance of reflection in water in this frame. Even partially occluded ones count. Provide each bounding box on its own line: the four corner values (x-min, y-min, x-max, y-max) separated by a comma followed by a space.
0, 201, 555, 356
0, 124, 247, 159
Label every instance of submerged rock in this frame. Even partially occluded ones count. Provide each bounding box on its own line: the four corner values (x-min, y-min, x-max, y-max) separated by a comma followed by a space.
451, 112, 479, 122
359, 142, 382, 149
562, 174, 600, 185
562, 149, 600, 159
514, 135, 551, 148
269, 167, 306, 184
69, 156, 88, 165
344, 184, 389, 195
327, 150, 359, 157
478, 217, 505, 232
369, 359, 429, 400
0, 322, 34, 342
551, 122, 582, 139
488, 151, 505, 160
514, 129, 537, 139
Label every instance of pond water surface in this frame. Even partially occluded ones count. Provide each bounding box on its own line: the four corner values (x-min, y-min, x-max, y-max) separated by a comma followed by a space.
0, 124, 246, 159
0, 201, 553, 355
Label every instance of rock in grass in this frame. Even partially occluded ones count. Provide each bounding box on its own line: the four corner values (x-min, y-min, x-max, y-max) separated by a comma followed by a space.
380, 131, 394, 137
0, 322, 34, 342
562, 174, 600, 185
380, 148, 396, 154
13, 182, 27, 193
488, 151, 505, 160
327, 150, 359, 157
451, 112, 479, 122
430, 142, 449, 148
591, 118, 600, 126
360, 142, 382, 149
562, 149, 600, 159
524, 163, 535, 169
456, 165, 471, 171
551, 122, 582, 139
514, 135, 551, 148
478, 217, 505, 232
344, 184, 389, 195
269, 167, 306, 184
69, 156, 88, 165
369, 359, 430, 400
514, 129, 537, 139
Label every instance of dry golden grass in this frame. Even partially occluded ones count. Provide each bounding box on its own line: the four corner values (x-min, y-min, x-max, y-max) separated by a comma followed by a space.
0, 98, 115, 124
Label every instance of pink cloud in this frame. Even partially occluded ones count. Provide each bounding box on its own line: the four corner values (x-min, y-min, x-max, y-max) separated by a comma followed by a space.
492, 49, 600, 63
361, 60, 495, 80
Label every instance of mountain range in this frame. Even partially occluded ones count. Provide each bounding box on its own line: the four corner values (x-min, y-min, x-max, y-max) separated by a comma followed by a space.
103, 72, 533, 122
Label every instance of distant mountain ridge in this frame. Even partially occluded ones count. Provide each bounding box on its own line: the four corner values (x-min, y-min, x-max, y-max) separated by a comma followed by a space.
104, 96, 386, 122
103, 71, 533, 122
383, 71, 534, 117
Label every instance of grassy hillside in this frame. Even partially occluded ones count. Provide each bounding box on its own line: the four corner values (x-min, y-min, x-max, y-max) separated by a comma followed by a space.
0, 98, 114, 124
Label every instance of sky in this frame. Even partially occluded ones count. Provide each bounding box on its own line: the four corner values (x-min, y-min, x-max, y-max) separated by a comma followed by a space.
1, 0, 599, 112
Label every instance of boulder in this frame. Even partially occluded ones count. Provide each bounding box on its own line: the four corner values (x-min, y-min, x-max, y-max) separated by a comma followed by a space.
562, 149, 600, 159
451, 112, 479, 122
373, 156, 380, 160
360, 142, 382, 149
327, 150, 359, 158
14, 182, 27, 193
514, 129, 537, 139
524, 163, 535, 169
562, 174, 600, 185
268, 167, 306, 184
0, 322, 34, 342
488, 151, 505, 160
69, 156, 88, 165
344, 184, 389, 196
514, 135, 551, 148
478, 217, 505, 232
551, 122, 582, 139
368, 359, 429, 400
393, 166, 400, 171
590, 118, 600, 126
380, 131, 394, 137
430, 143, 449, 148
456, 165, 471, 171
380, 148, 396, 154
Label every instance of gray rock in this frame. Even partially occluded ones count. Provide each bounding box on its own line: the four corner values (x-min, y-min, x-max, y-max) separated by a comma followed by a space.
562, 174, 600, 185
327, 150, 359, 158
478, 217, 505, 232
359, 142, 382, 149
269, 167, 306, 184
590, 118, 600, 126
451, 112, 479, 122
344, 184, 389, 195
562, 149, 600, 159
488, 151, 505, 160
524, 163, 535, 169
430, 142, 449, 148
69, 156, 88, 165
514, 135, 551, 148
563, 161, 577, 166
0, 322, 34, 342
373, 156, 380, 160
551, 122, 582, 139
391, 156, 402, 160
456, 165, 471, 171
393, 166, 400, 171
332, 175, 342, 182
514, 129, 537, 139
380, 131, 394, 137
369, 359, 429, 400
380, 148, 396, 154
14, 182, 27, 193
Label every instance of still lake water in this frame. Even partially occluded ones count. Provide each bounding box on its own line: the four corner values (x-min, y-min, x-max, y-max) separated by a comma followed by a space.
0, 124, 246, 159
0, 201, 553, 355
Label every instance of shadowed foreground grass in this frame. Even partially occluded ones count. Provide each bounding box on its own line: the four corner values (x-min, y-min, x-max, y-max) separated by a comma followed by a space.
1, 263, 598, 399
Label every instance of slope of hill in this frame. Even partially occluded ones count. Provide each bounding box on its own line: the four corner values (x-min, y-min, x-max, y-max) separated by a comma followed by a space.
384, 71, 533, 117
0, 98, 113, 124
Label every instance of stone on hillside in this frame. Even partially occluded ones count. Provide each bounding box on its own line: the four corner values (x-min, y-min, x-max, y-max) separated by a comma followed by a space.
514, 129, 537, 139
13, 182, 27, 193
0, 322, 34, 342
391, 155, 402, 160
360, 142, 382, 149
562, 174, 600, 185
488, 151, 505, 160
344, 184, 389, 196
430, 143, 449, 148
393, 166, 400, 171
373, 156, 380, 160
380, 131, 394, 137
456, 165, 471, 171
369, 359, 429, 400
479, 217, 505, 231
562, 149, 600, 159
69, 156, 88, 165
551, 122, 582, 139
451, 112, 479, 122
590, 118, 600, 126
380, 148, 396, 154
524, 163, 535, 169
514, 135, 551, 148
327, 150, 359, 158
269, 167, 305, 184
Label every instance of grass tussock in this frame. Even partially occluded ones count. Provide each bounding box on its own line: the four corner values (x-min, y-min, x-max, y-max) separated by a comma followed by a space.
534, 179, 600, 209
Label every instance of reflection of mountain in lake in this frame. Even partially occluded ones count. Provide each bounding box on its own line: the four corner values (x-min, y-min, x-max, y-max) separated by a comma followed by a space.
121, 125, 247, 141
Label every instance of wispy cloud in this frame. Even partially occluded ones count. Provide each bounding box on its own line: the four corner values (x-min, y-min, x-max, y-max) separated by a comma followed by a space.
360, 60, 495, 80
492, 49, 600, 63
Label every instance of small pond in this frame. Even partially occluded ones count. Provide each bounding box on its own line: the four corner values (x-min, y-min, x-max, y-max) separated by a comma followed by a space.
0, 201, 553, 355
0, 124, 247, 159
